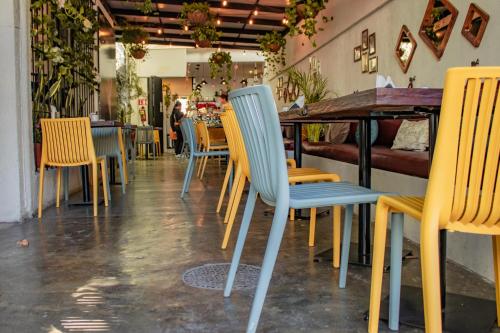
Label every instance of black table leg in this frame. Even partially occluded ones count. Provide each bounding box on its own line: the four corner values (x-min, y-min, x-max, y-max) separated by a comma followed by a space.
109, 157, 116, 184
81, 165, 91, 203
293, 123, 302, 168
358, 118, 372, 265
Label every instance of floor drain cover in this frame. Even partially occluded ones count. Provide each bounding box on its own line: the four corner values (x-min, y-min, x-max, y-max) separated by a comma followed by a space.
182, 263, 260, 290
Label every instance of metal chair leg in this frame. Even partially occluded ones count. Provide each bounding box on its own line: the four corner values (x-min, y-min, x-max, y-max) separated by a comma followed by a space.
339, 204, 353, 288
389, 212, 404, 330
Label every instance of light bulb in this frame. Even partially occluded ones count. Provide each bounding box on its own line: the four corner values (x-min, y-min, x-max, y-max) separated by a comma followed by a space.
249, 18, 253, 25
157, 28, 162, 34
216, 18, 221, 25
184, 25, 188, 31
222, 0, 227, 6
253, 9, 258, 16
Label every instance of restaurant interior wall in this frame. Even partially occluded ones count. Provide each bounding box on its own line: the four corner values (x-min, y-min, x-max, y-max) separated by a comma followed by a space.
269, 0, 499, 281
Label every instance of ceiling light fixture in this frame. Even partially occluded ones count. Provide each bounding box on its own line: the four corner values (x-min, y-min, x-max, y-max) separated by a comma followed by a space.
216, 16, 221, 25
248, 18, 253, 25
157, 28, 162, 34
184, 25, 189, 31
222, 0, 227, 7
253, 8, 259, 16
282, 17, 288, 24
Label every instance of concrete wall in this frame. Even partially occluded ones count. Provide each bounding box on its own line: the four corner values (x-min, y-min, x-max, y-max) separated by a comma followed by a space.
269, 0, 500, 280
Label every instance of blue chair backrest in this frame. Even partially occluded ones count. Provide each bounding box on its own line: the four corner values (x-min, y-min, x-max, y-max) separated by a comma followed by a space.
228, 85, 289, 204
180, 118, 198, 154
92, 127, 120, 157
136, 126, 154, 144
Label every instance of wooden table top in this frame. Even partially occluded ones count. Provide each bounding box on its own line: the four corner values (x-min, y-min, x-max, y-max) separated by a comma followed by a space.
279, 88, 443, 122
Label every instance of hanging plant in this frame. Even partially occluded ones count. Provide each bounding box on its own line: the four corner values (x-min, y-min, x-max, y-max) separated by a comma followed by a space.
121, 26, 149, 59
116, 54, 145, 123
209, 51, 232, 82
192, 25, 221, 48
285, 0, 334, 47
180, 2, 212, 26
259, 31, 286, 76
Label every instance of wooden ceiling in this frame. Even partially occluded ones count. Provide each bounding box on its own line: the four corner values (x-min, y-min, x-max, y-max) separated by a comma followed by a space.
103, 0, 288, 50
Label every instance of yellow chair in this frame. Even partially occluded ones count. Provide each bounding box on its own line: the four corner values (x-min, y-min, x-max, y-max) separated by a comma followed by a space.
38, 118, 109, 218
219, 105, 342, 268
368, 67, 500, 332
153, 129, 161, 156
197, 121, 228, 180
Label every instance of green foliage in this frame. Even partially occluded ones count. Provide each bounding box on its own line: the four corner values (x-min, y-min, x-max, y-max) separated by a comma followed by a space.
121, 26, 149, 58
287, 66, 329, 104
116, 52, 145, 123
191, 24, 221, 44
31, 0, 99, 141
285, 0, 334, 47
209, 51, 232, 81
180, 2, 212, 26
259, 31, 287, 76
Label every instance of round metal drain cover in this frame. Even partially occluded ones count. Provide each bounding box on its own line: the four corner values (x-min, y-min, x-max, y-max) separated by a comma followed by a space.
182, 263, 260, 290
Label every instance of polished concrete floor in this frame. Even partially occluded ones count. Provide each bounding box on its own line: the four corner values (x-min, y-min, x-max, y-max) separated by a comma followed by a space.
0, 155, 497, 332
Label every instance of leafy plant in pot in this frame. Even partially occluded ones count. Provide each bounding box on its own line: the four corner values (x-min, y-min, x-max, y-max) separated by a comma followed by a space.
259, 31, 286, 76
192, 24, 220, 48
180, 2, 212, 26
288, 66, 330, 142
121, 26, 149, 59
209, 51, 232, 82
286, 0, 334, 47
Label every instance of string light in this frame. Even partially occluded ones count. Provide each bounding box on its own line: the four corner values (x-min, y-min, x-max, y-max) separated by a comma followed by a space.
222, 0, 227, 6
157, 28, 162, 35
248, 18, 253, 25
216, 16, 221, 25
253, 8, 259, 16
184, 25, 189, 31
282, 17, 288, 24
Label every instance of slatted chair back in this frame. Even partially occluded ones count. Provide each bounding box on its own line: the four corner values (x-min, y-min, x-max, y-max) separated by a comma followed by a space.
92, 127, 121, 157
180, 118, 199, 155
136, 126, 154, 144
195, 121, 206, 148
40, 117, 96, 166
424, 67, 500, 232
225, 105, 251, 180
219, 113, 238, 162
228, 85, 289, 205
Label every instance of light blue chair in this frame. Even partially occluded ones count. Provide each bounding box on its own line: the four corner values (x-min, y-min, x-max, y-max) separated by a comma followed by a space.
123, 125, 137, 179
92, 127, 126, 198
136, 125, 155, 160
225, 85, 388, 333
180, 118, 229, 198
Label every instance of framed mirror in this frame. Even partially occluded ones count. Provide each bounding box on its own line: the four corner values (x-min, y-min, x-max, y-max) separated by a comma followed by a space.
462, 3, 489, 47
395, 25, 417, 73
418, 0, 458, 59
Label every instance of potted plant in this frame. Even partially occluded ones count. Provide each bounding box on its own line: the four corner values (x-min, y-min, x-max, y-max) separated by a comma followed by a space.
287, 66, 330, 142
285, 0, 334, 47
192, 24, 221, 48
259, 31, 287, 76
209, 51, 232, 82
180, 2, 212, 26
121, 26, 149, 59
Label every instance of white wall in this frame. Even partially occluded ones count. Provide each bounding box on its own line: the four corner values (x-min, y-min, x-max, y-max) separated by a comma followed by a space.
136, 48, 187, 77
270, 0, 500, 280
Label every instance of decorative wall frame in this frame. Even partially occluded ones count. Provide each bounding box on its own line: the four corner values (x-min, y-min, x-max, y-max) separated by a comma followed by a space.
462, 3, 489, 47
354, 46, 361, 62
369, 56, 378, 73
362, 29, 369, 50
418, 0, 458, 59
395, 25, 417, 74
369, 33, 376, 55
361, 52, 369, 73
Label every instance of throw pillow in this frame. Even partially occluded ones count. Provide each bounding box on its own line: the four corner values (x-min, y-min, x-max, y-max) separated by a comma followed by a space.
325, 122, 350, 144
391, 119, 429, 151
355, 120, 379, 146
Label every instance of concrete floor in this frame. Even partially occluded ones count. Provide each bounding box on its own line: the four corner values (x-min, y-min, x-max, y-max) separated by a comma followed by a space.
0, 155, 497, 332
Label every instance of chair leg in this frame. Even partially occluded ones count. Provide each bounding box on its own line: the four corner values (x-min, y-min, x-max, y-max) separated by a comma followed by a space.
100, 160, 109, 207
223, 164, 243, 224
492, 235, 500, 326
92, 162, 98, 217
289, 208, 295, 221
197, 149, 205, 177
224, 185, 258, 297
309, 207, 317, 247
339, 204, 353, 288
247, 202, 289, 333
389, 212, 404, 331
56, 167, 62, 208
368, 202, 390, 333
221, 173, 246, 249
332, 205, 342, 268
117, 155, 126, 194
420, 220, 442, 333
152, 143, 156, 160
217, 160, 233, 213
37, 162, 46, 219
200, 155, 209, 180
181, 156, 195, 198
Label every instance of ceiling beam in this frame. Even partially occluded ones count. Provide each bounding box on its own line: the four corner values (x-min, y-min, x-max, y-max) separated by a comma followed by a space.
146, 39, 260, 50
112, 8, 283, 26
116, 31, 259, 45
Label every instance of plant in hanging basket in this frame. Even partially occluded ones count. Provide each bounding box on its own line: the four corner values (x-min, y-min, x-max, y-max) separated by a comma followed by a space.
285, 0, 333, 47
209, 51, 232, 82
259, 31, 287, 76
121, 26, 149, 44
192, 24, 220, 48
129, 44, 147, 59
180, 2, 212, 26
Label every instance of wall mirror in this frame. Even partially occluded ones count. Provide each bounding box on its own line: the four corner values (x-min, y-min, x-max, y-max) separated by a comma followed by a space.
418, 0, 458, 59
395, 25, 417, 73
462, 3, 489, 47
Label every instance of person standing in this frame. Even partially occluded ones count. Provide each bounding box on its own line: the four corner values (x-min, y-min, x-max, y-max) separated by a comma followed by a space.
170, 101, 184, 157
